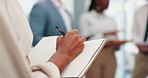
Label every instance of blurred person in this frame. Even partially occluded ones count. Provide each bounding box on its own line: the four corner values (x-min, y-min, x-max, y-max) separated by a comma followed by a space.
0, 0, 86, 78
79, 0, 119, 78
132, 3, 148, 78
29, 0, 73, 46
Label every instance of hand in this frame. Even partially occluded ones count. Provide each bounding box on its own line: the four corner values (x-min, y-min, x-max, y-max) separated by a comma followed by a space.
105, 40, 120, 50
137, 44, 148, 52
103, 31, 118, 36
56, 29, 86, 62
48, 29, 86, 73
105, 40, 129, 50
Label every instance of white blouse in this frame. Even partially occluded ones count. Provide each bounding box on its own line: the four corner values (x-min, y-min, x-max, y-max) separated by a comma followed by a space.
132, 4, 148, 44
0, 0, 60, 78
79, 10, 117, 40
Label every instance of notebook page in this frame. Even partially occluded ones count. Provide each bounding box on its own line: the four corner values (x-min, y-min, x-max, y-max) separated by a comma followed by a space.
61, 39, 106, 77
28, 36, 106, 77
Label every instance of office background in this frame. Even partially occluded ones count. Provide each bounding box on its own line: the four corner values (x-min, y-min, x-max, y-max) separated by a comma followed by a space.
18, 0, 148, 78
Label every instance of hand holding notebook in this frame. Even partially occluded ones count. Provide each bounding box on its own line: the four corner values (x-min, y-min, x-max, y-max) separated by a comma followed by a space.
28, 36, 106, 78
28, 27, 107, 77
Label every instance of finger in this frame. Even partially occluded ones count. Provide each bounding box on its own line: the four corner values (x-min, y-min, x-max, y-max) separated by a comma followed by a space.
73, 35, 86, 43
75, 34, 81, 38
58, 36, 63, 38
68, 29, 79, 35
79, 36, 86, 48
57, 36, 63, 44
78, 44, 85, 53
57, 36, 63, 41
72, 29, 79, 34
80, 36, 86, 42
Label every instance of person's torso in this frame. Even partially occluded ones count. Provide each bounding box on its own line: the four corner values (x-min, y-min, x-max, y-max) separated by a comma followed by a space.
82, 10, 116, 39
38, 0, 73, 36
0, 0, 33, 78
7, 0, 33, 55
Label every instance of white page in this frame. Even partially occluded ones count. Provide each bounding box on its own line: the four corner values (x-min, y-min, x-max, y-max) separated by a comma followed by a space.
29, 36, 58, 65
61, 39, 106, 77
28, 36, 106, 77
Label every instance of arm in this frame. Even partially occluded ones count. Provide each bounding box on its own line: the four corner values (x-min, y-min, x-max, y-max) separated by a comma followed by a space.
29, 3, 47, 46
103, 31, 118, 37
0, 14, 32, 78
105, 40, 129, 51
31, 29, 86, 77
136, 44, 148, 52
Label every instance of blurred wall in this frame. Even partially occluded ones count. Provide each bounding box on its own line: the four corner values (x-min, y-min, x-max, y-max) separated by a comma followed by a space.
18, 0, 38, 17
74, 0, 85, 29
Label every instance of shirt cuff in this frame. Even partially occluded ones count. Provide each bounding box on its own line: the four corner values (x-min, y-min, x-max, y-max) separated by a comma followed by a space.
31, 62, 60, 78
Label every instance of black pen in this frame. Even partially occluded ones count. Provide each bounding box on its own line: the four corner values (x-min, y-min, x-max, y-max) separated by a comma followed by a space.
55, 26, 65, 35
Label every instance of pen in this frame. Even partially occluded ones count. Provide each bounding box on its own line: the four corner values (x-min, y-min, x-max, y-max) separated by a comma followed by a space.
55, 26, 65, 35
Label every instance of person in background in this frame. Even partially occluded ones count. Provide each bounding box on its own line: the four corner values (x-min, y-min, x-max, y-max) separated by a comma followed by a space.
29, 0, 73, 46
132, 3, 148, 78
0, 0, 86, 78
79, 0, 118, 78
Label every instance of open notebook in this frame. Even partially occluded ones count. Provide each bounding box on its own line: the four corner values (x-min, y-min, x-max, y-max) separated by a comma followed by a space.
28, 36, 106, 78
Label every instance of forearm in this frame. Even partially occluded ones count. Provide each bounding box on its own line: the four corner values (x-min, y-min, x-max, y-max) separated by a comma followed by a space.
103, 31, 117, 36
48, 52, 70, 73
137, 45, 148, 52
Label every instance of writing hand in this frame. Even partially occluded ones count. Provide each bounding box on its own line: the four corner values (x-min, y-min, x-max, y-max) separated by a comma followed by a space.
48, 29, 86, 73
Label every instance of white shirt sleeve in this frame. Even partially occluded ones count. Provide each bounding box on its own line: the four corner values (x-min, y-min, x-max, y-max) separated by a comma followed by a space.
31, 62, 60, 78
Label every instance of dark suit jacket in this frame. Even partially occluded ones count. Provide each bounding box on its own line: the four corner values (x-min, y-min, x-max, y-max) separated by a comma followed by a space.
29, 0, 73, 46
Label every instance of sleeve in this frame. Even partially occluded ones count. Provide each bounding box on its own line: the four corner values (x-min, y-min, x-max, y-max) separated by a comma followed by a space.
31, 62, 60, 78
0, 12, 32, 78
79, 14, 92, 37
29, 3, 47, 46
0, 31, 60, 78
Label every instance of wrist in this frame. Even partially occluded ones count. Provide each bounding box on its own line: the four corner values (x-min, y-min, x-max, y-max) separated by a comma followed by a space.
48, 52, 70, 73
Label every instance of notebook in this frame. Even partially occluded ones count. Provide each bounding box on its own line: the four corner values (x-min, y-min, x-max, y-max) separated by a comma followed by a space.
28, 36, 106, 78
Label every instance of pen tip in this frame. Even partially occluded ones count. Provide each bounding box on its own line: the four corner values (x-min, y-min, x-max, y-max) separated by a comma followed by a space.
55, 26, 59, 29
